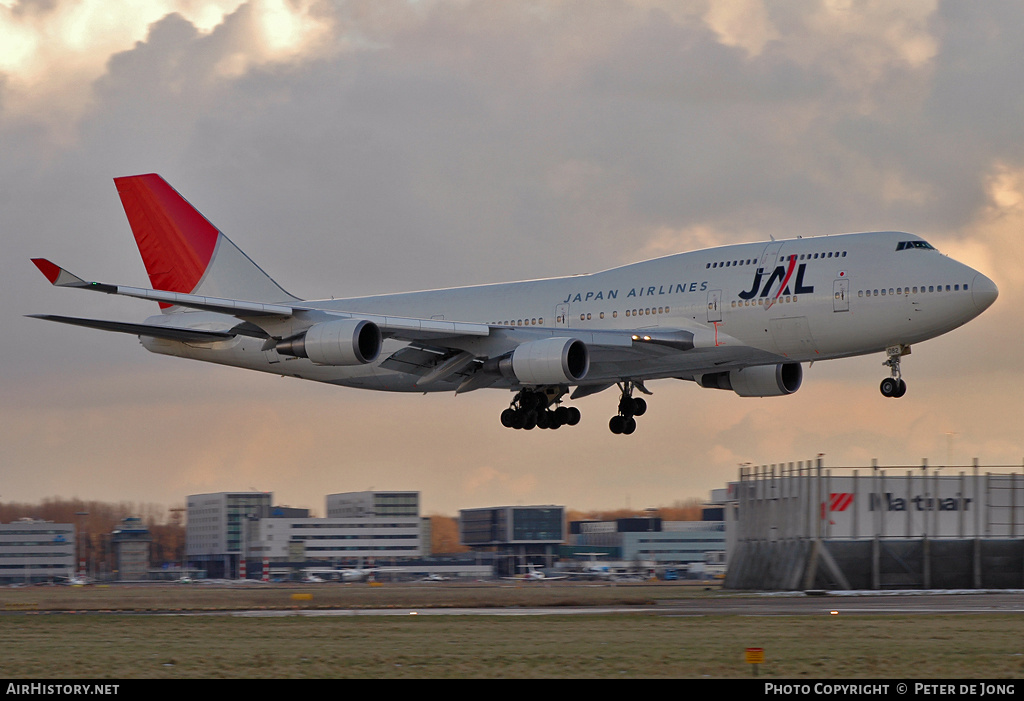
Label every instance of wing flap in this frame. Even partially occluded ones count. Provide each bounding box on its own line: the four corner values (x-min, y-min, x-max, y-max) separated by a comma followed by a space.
380, 346, 481, 386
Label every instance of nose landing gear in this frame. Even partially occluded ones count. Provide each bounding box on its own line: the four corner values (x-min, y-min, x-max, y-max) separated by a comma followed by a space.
880, 345, 909, 398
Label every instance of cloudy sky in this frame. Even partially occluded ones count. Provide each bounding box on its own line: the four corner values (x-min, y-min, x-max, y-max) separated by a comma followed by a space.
2, 0, 1022, 518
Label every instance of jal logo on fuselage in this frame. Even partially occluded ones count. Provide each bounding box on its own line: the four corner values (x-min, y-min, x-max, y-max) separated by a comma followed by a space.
738, 257, 814, 300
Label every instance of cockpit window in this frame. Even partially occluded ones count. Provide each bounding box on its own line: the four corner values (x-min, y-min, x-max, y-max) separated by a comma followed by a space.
896, 240, 936, 251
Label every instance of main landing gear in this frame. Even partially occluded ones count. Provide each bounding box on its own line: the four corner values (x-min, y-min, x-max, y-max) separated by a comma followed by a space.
880, 344, 909, 398
500, 387, 581, 431
609, 380, 648, 435
499, 382, 652, 434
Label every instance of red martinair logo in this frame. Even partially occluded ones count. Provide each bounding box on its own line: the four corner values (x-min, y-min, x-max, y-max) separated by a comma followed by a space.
821, 492, 854, 524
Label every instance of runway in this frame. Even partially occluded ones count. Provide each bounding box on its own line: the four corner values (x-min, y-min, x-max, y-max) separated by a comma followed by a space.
221, 590, 1024, 618
654, 590, 1024, 616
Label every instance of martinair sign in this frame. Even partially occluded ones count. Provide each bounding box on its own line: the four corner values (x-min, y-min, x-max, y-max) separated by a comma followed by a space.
736, 472, 1023, 539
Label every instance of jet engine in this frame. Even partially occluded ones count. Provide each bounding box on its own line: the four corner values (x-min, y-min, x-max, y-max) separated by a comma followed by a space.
276, 319, 382, 366
697, 362, 802, 397
498, 337, 590, 385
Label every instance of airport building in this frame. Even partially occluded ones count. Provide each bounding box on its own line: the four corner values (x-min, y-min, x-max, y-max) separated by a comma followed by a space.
187, 490, 428, 578
109, 517, 152, 581
252, 497, 427, 565
459, 505, 565, 576
0, 519, 75, 584
568, 517, 726, 575
186, 492, 275, 578
326, 491, 420, 519
723, 459, 1024, 590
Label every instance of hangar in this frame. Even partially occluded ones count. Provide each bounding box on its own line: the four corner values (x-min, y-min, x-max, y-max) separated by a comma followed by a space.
723, 459, 1024, 590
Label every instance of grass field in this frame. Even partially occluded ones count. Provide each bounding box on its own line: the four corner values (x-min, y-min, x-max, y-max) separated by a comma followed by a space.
2, 582, 1023, 679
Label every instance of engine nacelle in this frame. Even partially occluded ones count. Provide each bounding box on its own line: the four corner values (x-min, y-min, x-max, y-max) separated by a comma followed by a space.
276, 319, 382, 366
698, 363, 802, 397
502, 337, 590, 385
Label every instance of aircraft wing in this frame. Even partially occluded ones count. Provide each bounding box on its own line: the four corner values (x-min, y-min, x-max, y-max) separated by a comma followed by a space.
30, 258, 492, 341
30, 259, 736, 388
30, 258, 674, 348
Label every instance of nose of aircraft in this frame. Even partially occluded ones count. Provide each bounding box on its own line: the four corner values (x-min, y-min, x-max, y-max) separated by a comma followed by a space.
971, 272, 998, 312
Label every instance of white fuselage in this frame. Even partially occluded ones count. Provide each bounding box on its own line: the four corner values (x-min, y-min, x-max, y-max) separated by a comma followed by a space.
140, 231, 997, 393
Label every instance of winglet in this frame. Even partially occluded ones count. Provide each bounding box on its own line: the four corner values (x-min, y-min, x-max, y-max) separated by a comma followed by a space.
31, 258, 89, 287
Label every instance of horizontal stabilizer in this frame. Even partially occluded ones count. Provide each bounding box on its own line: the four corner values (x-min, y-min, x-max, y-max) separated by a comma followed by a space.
30, 258, 295, 316
27, 315, 237, 343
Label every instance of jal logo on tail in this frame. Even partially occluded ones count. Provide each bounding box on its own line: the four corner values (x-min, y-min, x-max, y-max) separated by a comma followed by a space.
738, 256, 814, 300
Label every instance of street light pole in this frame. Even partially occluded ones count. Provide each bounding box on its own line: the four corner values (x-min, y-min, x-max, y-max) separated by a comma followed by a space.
75, 511, 89, 580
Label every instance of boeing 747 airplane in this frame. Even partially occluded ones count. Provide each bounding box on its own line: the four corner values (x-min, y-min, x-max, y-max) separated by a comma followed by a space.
30, 174, 998, 434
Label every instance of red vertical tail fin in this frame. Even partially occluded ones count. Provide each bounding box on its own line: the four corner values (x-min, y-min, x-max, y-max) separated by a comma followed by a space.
114, 174, 296, 309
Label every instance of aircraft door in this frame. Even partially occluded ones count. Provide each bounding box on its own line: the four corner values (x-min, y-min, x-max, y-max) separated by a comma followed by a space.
833, 279, 849, 312
555, 303, 569, 327
707, 290, 722, 323
759, 242, 783, 270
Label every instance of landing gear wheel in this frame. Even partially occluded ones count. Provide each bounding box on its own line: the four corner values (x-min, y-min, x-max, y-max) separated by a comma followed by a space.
521, 411, 537, 430
609, 380, 650, 435
501, 387, 581, 430
500, 408, 516, 428
880, 345, 910, 399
